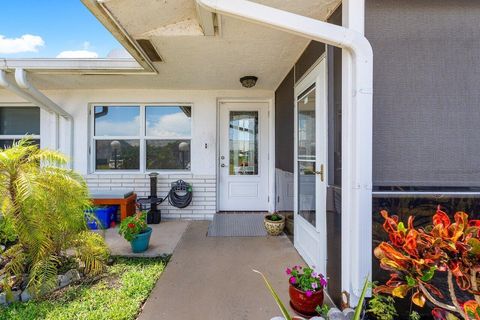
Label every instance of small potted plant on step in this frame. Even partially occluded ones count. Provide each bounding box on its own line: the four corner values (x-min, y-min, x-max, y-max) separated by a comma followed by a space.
119, 210, 152, 253
264, 212, 285, 236
287, 265, 327, 317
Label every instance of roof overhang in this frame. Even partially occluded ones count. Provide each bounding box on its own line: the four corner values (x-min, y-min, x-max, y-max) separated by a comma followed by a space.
0, 0, 341, 90
0, 58, 147, 74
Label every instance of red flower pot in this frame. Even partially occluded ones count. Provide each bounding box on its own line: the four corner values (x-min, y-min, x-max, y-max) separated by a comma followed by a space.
289, 284, 324, 316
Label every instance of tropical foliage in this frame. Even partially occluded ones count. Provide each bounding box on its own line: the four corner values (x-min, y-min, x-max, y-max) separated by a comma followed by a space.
374, 207, 480, 319
0, 214, 17, 245
0, 139, 109, 297
367, 288, 398, 320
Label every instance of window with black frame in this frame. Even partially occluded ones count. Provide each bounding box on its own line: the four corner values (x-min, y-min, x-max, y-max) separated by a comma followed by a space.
0, 106, 40, 148
93, 105, 191, 171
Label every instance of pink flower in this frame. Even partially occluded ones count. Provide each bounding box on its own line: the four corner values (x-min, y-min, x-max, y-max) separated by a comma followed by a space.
320, 278, 328, 287
311, 282, 318, 290
312, 272, 318, 278
285, 268, 292, 275
289, 276, 296, 284
293, 265, 301, 271
305, 290, 313, 297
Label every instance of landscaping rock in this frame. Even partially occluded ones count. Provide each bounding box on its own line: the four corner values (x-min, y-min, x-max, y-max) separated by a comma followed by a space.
11, 290, 21, 303
0, 245, 5, 253
310, 317, 325, 320
64, 269, 81, 283
343, 308, 355, 320
327, 308, 346, 320
0, 292, 6, 306
58, 274, 70, 288
20, 289, 32, 302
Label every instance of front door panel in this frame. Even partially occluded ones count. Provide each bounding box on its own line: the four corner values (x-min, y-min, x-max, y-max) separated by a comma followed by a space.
219, 102, 269, 211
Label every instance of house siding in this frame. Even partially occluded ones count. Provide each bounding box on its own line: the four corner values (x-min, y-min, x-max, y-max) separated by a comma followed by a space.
85, 173, 216, 220
367, 0, 480, 187
0, 88, 274, 219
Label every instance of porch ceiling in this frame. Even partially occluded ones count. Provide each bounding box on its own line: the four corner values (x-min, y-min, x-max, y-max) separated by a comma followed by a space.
14, 0, 340, 90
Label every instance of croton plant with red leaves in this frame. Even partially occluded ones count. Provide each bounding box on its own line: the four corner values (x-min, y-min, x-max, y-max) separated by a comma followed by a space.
374, 206, 480, 320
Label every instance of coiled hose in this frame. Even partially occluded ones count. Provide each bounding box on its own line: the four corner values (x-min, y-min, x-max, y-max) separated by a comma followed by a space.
167, 180, 193, 209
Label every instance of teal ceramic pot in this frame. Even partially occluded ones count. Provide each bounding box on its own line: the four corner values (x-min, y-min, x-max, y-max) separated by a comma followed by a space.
130, 227, 152, 253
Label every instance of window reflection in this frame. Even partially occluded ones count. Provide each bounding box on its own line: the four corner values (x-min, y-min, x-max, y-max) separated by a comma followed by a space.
0, 107, 40, 135
146, 140, 190, 170
298, 89, 316, 160
94, 106, 140, 136
298, 161, 316, 226
95, 140, 140, 170
146, 106, 191, 138
229, 111, 258, 175
297, 87, 316, 228
0, 139, 40, 149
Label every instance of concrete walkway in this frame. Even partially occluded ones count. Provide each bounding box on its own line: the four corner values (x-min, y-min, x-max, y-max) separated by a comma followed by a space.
100, 221, 189, 257
138, 221, 309, 320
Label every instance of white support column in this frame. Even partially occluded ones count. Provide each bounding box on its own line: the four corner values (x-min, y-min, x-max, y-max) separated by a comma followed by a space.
342, 0, 372, 304
268, 97, 276, 213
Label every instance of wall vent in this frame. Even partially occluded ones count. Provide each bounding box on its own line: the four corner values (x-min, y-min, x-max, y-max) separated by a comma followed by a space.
136, 39, 163, 62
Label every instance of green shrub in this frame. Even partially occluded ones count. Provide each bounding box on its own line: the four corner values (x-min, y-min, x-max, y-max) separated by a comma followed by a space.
0, 139, 109, 297
0, 215, 17, 245
367, 291, 398, 320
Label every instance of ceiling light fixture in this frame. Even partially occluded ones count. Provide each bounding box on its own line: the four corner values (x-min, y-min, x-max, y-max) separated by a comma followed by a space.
240, 76, 258, 88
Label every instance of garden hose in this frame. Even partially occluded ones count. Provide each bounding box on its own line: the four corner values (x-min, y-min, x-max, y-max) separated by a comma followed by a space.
167, 180, 193, 209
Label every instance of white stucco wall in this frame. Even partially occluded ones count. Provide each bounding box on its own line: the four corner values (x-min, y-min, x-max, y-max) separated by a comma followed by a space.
0, 88, 274, 219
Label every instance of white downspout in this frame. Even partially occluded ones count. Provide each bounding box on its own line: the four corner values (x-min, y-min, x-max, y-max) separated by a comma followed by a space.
14, 69, 75, 169
15, 69, 72, 119
196, 0, 373, 302
0, 69, 75, 168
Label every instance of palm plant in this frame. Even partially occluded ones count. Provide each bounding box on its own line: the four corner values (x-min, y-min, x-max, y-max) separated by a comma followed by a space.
0, 139, 109, 297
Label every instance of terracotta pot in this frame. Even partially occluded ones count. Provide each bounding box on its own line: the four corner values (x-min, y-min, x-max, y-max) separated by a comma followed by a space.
289, 284, 324, 316
264, 214, 285, 236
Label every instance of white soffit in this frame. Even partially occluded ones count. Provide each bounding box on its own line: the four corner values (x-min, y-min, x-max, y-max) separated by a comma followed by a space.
6, 0, 340, 90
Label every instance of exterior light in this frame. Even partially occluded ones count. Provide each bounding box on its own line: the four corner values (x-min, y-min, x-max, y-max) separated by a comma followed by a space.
240, 76, 258, 88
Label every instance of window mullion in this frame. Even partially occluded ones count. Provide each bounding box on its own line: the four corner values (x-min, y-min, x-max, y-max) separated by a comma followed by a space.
140, 105, 146, 173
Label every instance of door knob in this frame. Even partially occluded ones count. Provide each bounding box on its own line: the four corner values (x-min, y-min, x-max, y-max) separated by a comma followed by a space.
315, 164, 324, 182
221, 164, 226, 167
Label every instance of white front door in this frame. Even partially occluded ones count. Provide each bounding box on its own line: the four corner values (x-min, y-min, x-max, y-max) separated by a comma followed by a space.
218, 102, 269, 211
294, 58, 328, 275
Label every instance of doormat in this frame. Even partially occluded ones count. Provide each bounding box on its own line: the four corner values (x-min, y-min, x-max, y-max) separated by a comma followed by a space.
207, 214, 268, 237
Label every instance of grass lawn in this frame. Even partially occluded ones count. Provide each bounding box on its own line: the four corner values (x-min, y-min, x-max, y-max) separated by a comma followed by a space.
0, 257, 168, 320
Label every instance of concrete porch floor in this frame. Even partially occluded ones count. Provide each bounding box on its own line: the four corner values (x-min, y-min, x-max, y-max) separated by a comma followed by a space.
138, 221, 331, 320
99, 220, 190, 257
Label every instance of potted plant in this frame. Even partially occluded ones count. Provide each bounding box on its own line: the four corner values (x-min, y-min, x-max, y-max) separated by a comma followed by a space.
264, 212, 285, 236
286, 265, 327, 316
254, 268, 370, 320
119, 211, 152, 253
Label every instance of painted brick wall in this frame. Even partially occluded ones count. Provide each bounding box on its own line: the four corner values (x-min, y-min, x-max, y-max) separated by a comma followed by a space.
85, 174, 216, 220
